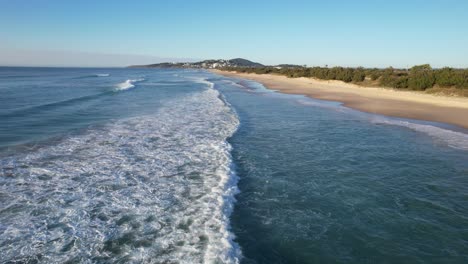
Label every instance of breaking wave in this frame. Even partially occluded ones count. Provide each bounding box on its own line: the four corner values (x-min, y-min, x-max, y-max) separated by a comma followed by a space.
0, 82, 241, 263
371, 117, 468, 151
115, 78, 145, 91
294, 96, 468, 152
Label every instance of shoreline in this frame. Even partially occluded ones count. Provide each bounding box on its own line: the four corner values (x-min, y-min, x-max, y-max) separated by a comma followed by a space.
211, 70, 468, 130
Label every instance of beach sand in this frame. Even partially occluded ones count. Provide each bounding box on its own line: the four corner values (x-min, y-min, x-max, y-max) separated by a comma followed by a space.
211, 70, 468, 129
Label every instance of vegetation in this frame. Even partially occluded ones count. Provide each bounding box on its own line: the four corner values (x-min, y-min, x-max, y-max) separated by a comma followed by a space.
221, 64, 468, 96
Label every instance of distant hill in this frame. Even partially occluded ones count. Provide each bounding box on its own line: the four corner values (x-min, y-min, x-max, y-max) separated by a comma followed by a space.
228, 58, 264, 67
128, 58, 264, 69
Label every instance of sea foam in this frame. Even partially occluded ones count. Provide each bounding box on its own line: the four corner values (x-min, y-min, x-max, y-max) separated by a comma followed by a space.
295, 98, 468, 151
0, 79, 241, 263
95, 73, 110, 77
115, 78, 145, 91
371, 118, 468, 151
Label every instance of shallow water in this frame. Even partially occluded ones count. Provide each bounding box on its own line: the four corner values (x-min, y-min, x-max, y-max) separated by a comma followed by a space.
214, 77, 468, 263
0, 67, 467, 263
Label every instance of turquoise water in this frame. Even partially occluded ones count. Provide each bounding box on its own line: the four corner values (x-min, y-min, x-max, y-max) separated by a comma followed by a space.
217, 79, 468, 263
0, 67, 467, 263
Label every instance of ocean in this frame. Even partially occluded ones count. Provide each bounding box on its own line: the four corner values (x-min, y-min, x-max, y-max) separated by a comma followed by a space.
0, 67, 467, 263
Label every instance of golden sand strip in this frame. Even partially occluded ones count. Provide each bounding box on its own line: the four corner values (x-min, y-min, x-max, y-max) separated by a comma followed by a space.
211, 70, 468, 129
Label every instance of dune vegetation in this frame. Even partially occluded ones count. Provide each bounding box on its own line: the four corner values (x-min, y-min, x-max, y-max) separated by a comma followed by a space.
221, 64, 468, 96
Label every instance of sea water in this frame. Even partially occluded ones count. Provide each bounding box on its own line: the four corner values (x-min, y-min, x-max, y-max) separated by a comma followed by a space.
0, 68, 240, 263
0, 67, 467, 263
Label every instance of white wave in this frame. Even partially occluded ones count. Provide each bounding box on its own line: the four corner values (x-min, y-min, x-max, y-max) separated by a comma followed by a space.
95, 73, 110, 77
371, 117, 468, 151
293, 95, 468, 152
0, 85, 241, 263
115, 78, 145, 91
184, 76, 215, 89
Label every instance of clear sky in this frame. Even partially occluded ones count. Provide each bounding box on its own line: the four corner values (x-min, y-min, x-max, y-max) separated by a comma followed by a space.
1, 0, 467, 68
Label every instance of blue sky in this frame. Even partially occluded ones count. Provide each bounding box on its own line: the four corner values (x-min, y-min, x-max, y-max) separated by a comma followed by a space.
1, 0, 467, 67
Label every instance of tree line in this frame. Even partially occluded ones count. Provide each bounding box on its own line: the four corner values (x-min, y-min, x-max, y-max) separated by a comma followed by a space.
221, 64, 468, 93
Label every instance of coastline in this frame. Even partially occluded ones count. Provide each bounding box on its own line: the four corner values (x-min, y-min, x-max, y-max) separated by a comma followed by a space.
211, 70, 468, 129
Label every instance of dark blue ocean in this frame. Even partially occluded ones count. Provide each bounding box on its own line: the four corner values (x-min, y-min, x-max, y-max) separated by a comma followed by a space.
0, 67, 467, 263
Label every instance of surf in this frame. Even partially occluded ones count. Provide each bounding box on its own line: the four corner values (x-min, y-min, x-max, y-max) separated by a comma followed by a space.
115, 78, 145, 91
0, 78, 241, 263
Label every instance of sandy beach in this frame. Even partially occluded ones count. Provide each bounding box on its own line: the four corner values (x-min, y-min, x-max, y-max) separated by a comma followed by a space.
212, 70, 468, 129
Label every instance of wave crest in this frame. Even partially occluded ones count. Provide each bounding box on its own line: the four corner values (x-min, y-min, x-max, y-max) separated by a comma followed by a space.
372, 118, 468, 151
115, 78, 145, 91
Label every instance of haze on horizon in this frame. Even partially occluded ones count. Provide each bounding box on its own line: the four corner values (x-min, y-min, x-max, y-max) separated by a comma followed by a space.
1, 0, 467, 68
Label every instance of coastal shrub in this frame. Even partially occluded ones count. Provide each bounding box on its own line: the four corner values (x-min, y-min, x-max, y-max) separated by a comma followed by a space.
220, 64, 468, 95
314, 68, 328, 79
327, 68, 338, 80
434, 67, 468, 89
297, 68, 309, 78
394, 77, 409, 89
408, 64, 435, 90
435, 67, 456, 87
379, 67, 396, 87
364, 68, 380, 81
455, 71, 468, 89
336, 68, 354, 82
408, 74, 435, 90
380, 75, 397, 88
352, 69, 366, 82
